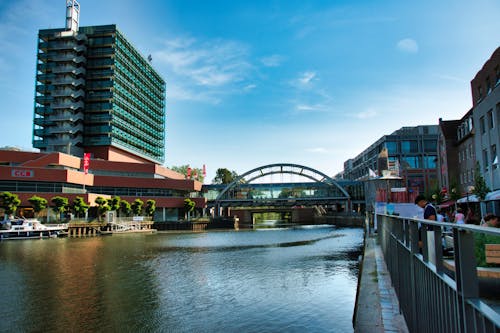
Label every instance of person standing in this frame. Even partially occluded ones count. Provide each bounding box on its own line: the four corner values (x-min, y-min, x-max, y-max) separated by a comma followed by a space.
415, 195, 437, 221
415, 195, 438, 264
454, 208, 465, 224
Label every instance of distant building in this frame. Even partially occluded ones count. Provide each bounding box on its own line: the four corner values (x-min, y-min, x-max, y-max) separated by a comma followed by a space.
471, 47, 500, 192
0, 150, 205, 221
342, 125, 439, 196
437, 118, 461, 194
455, 110, 476, 195
34, 1, 166, 164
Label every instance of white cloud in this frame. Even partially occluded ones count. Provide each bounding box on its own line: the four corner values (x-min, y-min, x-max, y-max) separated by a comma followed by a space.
153, 36, 252, 88
355, 108, 377, 119
396, 38, 419, 53
306, 147, 328, 154
295, 103, 328, 112
260, 54, 285, 67
243, 84, 257, 91
299, 71, 317, 85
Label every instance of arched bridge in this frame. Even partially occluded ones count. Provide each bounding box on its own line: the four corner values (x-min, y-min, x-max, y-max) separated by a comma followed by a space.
210, 163, 351, 210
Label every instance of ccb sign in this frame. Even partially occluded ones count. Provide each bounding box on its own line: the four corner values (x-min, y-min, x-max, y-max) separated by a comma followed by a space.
12, 169, 34, 178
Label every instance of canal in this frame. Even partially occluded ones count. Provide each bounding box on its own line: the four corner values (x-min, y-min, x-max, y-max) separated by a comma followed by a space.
0, 226, 363, 332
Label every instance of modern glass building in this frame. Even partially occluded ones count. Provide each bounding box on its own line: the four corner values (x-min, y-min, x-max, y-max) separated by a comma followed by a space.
34, 23, 166, 164
342, 125, 439, 195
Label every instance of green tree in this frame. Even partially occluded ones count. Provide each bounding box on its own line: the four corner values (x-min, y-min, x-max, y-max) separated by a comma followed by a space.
171, 165, 205, 182
0, 192, 21, 219
72, 196, 89, 218
472, 162, 490, 201
145, 199, 156, 217
28, 195, 48, 218
107, 196, 121, 215
212, 168, 239, 184
184, 198, 195, 220
95, 196, 110, 221
131, 198, 144, 216
119, 199, 132, 217
51, 196, 69, 221
472, 162, 491, 218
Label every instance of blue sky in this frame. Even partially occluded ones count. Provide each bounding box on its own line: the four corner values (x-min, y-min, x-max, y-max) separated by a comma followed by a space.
0, 0, 499, 183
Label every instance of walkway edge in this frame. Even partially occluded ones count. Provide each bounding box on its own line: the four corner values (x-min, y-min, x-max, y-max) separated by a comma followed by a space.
354, 235, 409, 332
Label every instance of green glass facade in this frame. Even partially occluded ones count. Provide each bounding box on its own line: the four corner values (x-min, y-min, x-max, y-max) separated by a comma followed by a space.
34, 24, 166, 163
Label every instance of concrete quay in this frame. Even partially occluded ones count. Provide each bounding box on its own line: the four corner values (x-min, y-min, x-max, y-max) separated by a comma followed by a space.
354, 234, 409, 333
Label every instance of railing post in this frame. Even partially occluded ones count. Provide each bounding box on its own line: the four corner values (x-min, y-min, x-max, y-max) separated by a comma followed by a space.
434, 227, 444, 274
453, 228, 479, 333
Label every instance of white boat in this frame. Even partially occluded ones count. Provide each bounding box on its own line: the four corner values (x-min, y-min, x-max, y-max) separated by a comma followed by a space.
0, 218, 68, 240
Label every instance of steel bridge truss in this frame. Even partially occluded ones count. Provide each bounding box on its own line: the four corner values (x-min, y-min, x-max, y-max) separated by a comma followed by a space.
214, 163, 350, 208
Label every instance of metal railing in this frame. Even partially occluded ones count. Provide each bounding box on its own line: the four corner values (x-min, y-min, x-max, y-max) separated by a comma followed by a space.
376, 214, 500, 332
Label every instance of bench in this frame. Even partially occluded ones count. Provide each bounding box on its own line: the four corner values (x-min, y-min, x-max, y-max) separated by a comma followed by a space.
485, 244, 500, 265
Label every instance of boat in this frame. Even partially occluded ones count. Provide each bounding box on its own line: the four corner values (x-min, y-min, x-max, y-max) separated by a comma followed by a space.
0, 218, 68, 240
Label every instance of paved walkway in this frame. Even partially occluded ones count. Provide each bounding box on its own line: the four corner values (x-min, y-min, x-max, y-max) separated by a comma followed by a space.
354, 235, 409, 333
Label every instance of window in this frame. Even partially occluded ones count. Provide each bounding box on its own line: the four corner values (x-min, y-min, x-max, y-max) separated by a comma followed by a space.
480, 116, 486, 134
486, 77, 492, 94
423, 139, 437, 152
487, 109, 494, 129
424, 156, 437, 168
483, 149, 488, 171
401, 156, 420, 169
385, 141, 398, 154
478, 85, 483, 100
492, 144, 498, 169
496, 65, 500, 86
401, 140, 418, 153
469, 143, 474, 158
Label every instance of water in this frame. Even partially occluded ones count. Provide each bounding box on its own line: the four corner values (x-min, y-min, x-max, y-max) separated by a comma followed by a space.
0, 226, 363, 333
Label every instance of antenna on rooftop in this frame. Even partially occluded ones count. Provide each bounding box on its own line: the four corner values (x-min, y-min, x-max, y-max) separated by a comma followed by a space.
66, 0, 80, 32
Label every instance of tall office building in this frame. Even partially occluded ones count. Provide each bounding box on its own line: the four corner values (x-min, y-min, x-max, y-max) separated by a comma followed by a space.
33, 0, 166, 164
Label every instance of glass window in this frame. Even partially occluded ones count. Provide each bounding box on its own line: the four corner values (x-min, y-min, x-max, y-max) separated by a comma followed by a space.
424, 156, 437, 168
492, 144, 498, 169
401, 140, 418, 153
483, 149, 488, 171
423, 139, 437, 152
488, 109, 494, 129
385, 141, 398, 154
480, 116, 486, 134
401, 156, 420, 169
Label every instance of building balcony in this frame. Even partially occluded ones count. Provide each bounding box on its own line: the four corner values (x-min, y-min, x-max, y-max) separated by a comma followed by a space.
52, 66, 86, 76
51, 89, 85, 99
35, 96, 54, 104
33, 117, 55, 126
34, 106, 55, 116
51, 101, 84, 110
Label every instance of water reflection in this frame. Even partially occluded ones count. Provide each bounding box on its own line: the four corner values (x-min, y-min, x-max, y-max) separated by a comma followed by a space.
0, 226, 363, 333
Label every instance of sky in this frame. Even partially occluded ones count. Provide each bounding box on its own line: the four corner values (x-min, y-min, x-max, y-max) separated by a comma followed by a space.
0, 0, 499, 183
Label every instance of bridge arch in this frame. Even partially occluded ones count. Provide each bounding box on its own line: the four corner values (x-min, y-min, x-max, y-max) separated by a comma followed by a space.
215, 163, 350, 205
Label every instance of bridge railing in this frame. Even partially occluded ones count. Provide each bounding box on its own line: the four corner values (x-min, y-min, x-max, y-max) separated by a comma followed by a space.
375, 214, 500, 333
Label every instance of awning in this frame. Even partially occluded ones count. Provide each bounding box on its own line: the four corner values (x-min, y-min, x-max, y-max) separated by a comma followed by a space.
485, 189, 500, 201
457, 194, 479, 203
438, 200, 456, 208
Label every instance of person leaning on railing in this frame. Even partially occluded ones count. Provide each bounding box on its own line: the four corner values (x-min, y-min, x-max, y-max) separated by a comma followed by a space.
480, 214, 499, 228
